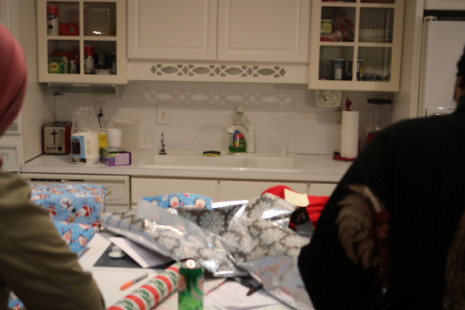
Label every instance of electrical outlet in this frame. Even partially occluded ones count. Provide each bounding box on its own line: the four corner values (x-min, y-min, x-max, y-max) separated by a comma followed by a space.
157, 103, 171, 125
95, 101, 105, 116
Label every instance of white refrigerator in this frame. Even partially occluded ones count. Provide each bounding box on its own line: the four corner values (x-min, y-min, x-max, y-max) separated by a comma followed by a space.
419, 19, 465, 117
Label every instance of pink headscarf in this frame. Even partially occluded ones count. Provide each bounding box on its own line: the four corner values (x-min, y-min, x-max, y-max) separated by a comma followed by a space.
0, 23, 27, 135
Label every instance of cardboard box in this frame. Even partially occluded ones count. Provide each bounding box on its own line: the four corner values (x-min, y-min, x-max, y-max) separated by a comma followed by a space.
100, 147, 131, 166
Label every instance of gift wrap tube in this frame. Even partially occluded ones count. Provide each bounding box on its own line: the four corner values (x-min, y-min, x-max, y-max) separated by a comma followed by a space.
107, 263, 179, 310
340, 110, 359, 159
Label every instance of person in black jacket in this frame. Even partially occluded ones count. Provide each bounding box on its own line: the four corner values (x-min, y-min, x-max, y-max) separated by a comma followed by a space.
298, 45, 465, 310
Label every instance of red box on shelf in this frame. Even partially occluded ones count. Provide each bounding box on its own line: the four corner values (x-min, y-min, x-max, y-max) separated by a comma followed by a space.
59, 23, 79, 36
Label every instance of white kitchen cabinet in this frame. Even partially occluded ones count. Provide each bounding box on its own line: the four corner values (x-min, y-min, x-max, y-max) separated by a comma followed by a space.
217, 0, 309, 63
424, 0, 465, 10
308, 182, 336, 196
131, 177, 220, 207
131, 177, 310, 206
21, 173, 131, 212
128, 0, 308, 63
127, 0, 217, 60
127, 0, 309, 83
308, 0, 404, 92
220, 180, 308, 201
36, 0, 127, 84
0, 0, 10, 28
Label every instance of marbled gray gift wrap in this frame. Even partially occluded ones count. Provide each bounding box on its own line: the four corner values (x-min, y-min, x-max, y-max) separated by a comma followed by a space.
102, 193, 314, 309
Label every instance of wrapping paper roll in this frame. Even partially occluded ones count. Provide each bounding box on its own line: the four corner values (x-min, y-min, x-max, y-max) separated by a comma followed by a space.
340, 110, 359, 159
107, 263, 179, 310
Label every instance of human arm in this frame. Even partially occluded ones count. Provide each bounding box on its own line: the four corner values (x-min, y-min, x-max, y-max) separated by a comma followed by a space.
0, 173, 105, 310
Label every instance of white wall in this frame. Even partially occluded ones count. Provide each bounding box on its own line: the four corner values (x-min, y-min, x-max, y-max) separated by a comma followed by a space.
53, 81, 388, 155
19, 0, 55, 161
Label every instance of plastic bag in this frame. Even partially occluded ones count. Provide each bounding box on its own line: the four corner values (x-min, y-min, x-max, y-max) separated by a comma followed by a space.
70, 106, 100, 164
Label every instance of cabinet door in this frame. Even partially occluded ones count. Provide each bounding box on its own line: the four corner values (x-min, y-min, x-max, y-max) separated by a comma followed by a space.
36, 0, 127, 84
0, 0, 9, 28
308, 182, 336, 196
127, 0, 217, 60
424, 0, 465, 10
217, 0, 309, 63
308, 0, 404, 92
131, 177, 219, 206
220, 180, 308, 201
21, 173, 131, 212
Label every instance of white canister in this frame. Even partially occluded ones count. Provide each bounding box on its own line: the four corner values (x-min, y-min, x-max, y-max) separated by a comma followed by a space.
106, 128, 122, 148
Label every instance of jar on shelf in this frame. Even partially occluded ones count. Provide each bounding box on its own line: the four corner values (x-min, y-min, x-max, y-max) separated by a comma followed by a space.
84, 45, 94, 74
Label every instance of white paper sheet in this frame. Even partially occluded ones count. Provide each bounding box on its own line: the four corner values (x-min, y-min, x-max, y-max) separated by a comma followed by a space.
109, 237, 172, 268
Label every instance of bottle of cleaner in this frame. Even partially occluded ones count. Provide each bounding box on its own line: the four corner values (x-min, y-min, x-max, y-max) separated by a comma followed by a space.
228, 106, 254, 153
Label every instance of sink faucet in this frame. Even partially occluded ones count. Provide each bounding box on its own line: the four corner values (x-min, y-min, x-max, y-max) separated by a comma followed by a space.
159, 132, 167, 155
227, 124, 256, 153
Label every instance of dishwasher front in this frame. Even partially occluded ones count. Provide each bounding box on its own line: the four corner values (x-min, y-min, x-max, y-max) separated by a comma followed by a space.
21, 173, 131, 212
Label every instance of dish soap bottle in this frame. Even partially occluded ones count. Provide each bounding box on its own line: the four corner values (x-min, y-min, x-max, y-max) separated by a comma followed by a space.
228, 106, 252, 153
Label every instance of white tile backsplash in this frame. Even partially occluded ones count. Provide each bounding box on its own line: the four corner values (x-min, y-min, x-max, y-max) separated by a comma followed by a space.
54, 81, 388, 155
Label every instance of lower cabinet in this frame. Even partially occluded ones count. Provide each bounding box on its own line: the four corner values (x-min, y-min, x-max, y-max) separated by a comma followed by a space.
131, 177, 220, 207
308, 182, 337, 196
131, 177, 336, 207
21, 174, 338, 211
219, 180, 308, 201
21, 173, 131, 213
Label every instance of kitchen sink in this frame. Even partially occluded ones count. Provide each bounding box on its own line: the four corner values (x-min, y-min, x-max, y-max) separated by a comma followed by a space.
137, 151, 304, 172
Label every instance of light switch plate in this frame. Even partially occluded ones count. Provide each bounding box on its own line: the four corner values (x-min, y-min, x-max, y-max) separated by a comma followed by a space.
315, 90, 342, 108
157, 103, 171, 125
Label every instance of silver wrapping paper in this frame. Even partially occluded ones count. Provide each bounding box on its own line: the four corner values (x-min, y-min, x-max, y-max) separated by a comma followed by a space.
102, 193, 314, 309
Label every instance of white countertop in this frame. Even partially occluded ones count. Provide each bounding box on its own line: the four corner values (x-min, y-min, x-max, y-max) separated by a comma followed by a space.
22, 150, 351, 183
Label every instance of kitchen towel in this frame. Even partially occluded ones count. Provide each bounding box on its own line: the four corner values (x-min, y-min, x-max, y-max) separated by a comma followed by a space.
340, 110, 359, 159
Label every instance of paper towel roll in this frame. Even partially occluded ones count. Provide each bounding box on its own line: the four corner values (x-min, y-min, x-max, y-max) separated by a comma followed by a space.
340, 110, 359, 159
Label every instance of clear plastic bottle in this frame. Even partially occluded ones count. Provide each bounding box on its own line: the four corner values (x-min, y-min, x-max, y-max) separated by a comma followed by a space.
229, 106, 252, 153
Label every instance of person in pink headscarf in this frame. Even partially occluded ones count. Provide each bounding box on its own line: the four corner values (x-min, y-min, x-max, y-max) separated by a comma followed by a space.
0, 23, 27, 136
0, 24, 105, 310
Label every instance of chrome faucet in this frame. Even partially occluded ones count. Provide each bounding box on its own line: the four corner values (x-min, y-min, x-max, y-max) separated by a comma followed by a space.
159, 132, 167, 155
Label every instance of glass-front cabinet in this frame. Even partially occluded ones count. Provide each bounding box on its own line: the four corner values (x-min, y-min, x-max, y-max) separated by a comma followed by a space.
36, 0, 126, 84
308, 0, 404, 91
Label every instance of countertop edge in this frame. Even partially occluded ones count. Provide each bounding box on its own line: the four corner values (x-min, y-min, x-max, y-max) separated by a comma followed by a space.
21, 153, 351, 183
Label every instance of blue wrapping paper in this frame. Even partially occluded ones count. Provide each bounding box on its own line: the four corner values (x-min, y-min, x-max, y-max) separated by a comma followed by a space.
30, 183, 105, 229
53, 221, 95, 254
141, 192, 212, 210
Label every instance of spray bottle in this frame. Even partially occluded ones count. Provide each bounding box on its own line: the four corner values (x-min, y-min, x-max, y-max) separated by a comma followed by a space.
228, 106, 255, 153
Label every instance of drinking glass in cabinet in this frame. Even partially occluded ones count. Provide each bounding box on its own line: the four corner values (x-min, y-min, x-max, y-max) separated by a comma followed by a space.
320, 6, 355, 42
318, 46, 353, 80
359, 8, 394, 43
84, 2, 116, 36
358, 47, 392, 81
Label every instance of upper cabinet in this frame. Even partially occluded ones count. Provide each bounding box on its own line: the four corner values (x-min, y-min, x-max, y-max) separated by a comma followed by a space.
127, 0, 309, 83
127, 0, 217, 60
217, 0, 308, 63
424, 0, 465, 10
308, 0, 404, 92
36, 0, 127, 85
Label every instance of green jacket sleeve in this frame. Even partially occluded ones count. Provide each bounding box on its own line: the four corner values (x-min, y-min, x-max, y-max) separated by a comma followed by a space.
0, 172, 105, 310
